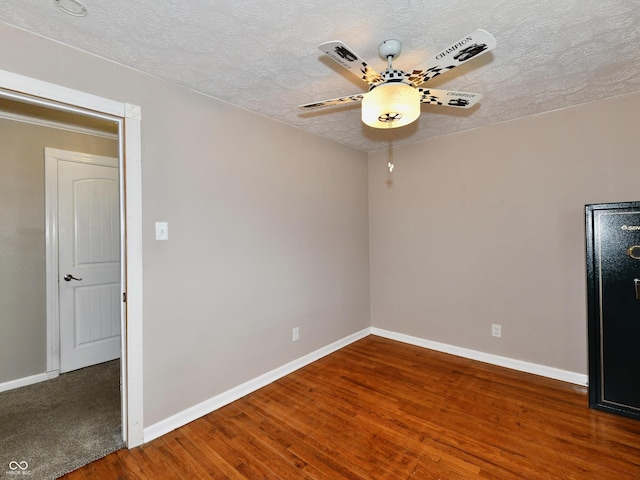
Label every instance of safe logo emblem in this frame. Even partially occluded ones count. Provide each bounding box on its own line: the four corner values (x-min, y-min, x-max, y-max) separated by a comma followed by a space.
7, 461, 30, 476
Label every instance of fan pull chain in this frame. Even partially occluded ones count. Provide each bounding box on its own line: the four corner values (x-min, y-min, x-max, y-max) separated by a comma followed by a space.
387, 121, 394, 173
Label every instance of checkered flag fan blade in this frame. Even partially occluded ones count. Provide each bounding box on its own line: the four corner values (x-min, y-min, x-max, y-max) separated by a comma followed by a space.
318, 41, 384, 86
298, 93, 364, 111
406, 29, 497, 87
418, 89, 482, 108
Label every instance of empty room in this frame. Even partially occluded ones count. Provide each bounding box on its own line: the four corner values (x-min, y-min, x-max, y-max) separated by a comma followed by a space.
1, 1, 639, 479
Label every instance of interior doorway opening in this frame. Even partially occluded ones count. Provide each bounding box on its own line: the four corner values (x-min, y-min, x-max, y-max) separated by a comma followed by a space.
0, 69, 143, 447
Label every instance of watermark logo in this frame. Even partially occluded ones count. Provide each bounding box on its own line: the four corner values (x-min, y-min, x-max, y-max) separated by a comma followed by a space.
6, 461, 31, 476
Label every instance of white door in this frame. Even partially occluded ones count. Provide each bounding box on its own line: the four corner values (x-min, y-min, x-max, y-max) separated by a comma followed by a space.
57, 156, 121, 373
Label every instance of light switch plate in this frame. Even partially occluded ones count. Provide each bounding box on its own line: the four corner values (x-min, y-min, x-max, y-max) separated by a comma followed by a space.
155, 222, 168, 240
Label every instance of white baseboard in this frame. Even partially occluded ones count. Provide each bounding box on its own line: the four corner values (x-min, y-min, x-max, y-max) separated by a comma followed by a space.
370, 327, 588, 386
143, 328, 371, 443
144, 326, 588, 444
0, 370, 59, 393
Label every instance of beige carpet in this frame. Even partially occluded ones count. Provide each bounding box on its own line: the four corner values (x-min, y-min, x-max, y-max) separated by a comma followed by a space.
0, 360, 124, 479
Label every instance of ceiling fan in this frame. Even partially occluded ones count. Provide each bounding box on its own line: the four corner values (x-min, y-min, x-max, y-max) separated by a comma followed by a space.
299, 29, 496, 129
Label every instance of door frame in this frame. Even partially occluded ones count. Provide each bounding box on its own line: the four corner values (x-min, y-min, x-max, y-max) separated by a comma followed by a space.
45, 148, 120, 373
0, 69, 144, 447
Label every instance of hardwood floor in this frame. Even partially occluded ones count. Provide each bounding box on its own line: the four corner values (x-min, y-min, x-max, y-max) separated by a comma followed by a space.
62, 335, 640, 479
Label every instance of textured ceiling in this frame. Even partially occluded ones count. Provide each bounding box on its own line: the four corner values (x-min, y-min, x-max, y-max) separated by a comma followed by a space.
1, 0, 639, 151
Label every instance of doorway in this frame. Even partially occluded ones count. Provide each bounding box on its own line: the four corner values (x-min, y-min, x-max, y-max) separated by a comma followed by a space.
0, 68, 143, 447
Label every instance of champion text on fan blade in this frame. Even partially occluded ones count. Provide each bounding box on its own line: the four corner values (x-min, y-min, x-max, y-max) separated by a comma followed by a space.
407, 29, 496, 87
318, 41, 383, 86
418, 89, 482, 108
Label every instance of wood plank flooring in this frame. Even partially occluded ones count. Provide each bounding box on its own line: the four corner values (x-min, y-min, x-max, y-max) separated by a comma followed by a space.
62, 335, 640, 479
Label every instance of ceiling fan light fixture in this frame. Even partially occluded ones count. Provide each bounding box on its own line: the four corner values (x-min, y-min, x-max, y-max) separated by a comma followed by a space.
361, 83, 420, 129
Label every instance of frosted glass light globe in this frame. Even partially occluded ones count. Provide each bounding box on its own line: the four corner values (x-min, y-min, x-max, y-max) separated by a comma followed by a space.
361, 83, 420, 129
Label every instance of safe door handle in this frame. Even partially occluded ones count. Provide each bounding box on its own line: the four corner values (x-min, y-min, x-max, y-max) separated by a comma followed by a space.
635, 279, 640, 300
64, 274, 83, 282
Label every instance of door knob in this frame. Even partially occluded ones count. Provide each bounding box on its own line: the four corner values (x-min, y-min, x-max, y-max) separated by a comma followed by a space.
64, 274, 83, 282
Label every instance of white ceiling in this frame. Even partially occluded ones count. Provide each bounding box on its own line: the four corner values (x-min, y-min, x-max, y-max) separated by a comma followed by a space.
2, 0, 639, 152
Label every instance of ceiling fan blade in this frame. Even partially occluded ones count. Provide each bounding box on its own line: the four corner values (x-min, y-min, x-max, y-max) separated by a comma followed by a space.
319, 41, 383, 86
418, 88, 482, 108
298, 93, 365, 110
407, 29, 497, 87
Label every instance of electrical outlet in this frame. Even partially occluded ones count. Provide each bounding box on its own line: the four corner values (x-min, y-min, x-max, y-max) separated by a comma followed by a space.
292, 327, 299, 342
492, 324, 502, 338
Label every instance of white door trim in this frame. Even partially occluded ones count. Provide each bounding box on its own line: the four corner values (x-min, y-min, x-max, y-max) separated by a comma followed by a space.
0, 69, 144, 448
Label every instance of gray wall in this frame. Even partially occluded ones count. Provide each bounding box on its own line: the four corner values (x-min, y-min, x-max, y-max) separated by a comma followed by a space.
369, 91, 640, 374
0, 23, 371, 427
0, 118, 117, 383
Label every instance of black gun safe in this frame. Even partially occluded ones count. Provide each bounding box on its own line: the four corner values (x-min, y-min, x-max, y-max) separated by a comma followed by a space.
586, 202, 640, 420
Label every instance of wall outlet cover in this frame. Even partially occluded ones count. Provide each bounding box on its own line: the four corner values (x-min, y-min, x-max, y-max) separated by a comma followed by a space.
492, 324, 502, 338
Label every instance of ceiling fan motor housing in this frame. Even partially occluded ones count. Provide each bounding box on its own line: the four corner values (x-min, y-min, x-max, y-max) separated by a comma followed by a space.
378, 39, 402, 59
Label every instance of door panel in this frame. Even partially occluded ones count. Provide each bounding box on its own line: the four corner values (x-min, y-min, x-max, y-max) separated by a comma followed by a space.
75, 283, 120, 345
74, 179, 120, 265
586, 203, 640, 419
58, 159, 120, 373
